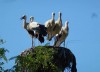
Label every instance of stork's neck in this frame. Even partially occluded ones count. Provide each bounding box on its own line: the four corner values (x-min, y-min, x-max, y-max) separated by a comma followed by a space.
30, 17, 34, 23
65, 24, 69, 31
58, 15, 62, 27
58, 14, 62, 22
59, 14, 61, 19
52, 14, 54, 20
23, 19, 27, 29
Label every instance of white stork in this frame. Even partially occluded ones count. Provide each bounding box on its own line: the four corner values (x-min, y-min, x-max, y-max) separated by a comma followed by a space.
29, 16, 47, 44
30, 16, 47, 37
54, 20, 69, 47
21, 15, 46, 47
50, 12, 62, 40
29, 16, 47, 43
21, 15, 36, 47
45, 12, 55, 41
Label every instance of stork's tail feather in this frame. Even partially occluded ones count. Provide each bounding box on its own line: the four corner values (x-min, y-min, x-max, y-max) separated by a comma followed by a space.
38, 34, 44, 43
71, 54, 77, 72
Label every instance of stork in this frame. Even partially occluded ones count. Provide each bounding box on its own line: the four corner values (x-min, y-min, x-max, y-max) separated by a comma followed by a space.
21, 15, 45, 47
30, 16, 47, 36
50, 12, 62, 40
29, 16, 47, 43
45, 12, 55, 41
29, 16, 47, 44
54, 20, 69, 47
21, 15, 36, 47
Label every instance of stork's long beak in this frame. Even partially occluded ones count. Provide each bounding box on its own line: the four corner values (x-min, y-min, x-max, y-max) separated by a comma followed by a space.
20, 15, 26, 20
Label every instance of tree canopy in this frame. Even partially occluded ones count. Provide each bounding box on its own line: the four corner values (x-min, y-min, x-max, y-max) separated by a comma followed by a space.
0, 39, 8, 71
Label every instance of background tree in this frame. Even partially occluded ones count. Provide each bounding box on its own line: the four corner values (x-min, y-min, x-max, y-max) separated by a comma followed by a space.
0, 39, 8, 71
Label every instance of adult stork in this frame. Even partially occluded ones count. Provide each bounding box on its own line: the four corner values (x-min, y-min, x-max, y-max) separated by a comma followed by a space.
21, 15, 44, 47
45, 12, 55, 41
50, 12, 62, 40
29, 16, 47, 43
21, 15, 35, 47
54, 21, 69, 47
30, 16, 47, 36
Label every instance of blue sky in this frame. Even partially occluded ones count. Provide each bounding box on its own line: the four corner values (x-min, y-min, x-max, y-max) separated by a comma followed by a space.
0, 0, 100, 72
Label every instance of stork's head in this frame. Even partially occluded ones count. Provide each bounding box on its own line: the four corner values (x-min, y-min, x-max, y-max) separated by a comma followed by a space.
30, 16, 34, 22
52, 12, 55, 16
65, 20, 69, 27
58, 12, 62, 16
21, 15, 26, 20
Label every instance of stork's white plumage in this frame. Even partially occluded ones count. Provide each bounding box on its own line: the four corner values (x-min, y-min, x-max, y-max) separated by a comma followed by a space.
54, 20, 69, 47
29, 16, 47, 37
28, 16, 39, 31
29, 16, 38, 37
50, 12, 62, 40
45, 12, 55, 41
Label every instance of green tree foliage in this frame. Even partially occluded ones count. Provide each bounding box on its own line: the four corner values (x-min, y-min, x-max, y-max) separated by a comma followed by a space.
13, 46, 77, 72
0, 39, 8, 71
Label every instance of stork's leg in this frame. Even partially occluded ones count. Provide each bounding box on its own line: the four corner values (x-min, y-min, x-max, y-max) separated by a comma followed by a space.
53, 36, 57, 47
32, 36, 33, 48
47, 33, 50, 40
64, 40, 65, 47
49, 34, 51, 41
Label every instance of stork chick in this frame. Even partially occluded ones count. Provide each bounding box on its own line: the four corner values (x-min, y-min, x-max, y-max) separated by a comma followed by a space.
50, 12, 62, 40
54, 20, 69, 47
45, 12, 55, 41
